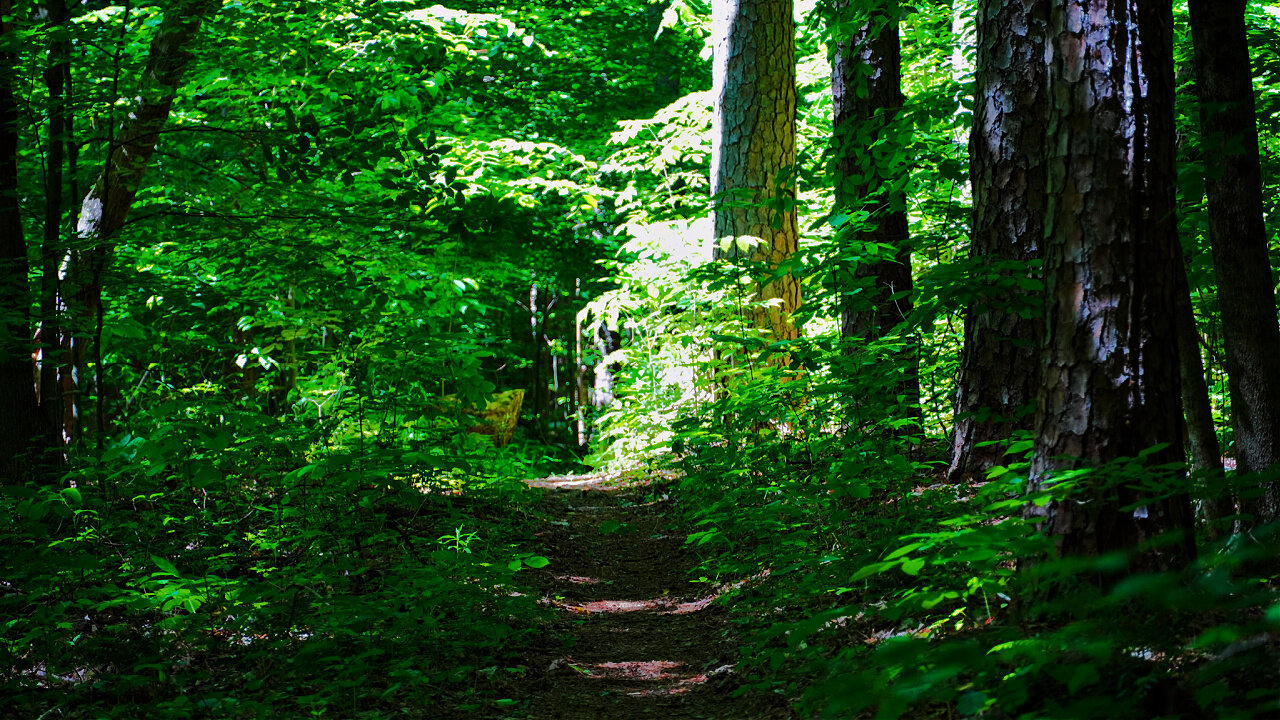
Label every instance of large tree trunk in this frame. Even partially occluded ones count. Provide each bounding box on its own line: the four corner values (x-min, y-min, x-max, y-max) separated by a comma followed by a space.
1029, 0, 1194, 568
711, 0, 800, 346
830, 0, 917, 428
947, 0, 1048, 482
64, 0, 219, 441
1188, 0, 1280, 526
0, 0, 44, 482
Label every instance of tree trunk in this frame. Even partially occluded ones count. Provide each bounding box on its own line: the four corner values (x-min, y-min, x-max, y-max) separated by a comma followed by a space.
0, 0, 45, 482
38, 0, 72, 446
1029, 0, 1194, 568
1188, 0, 1280, 525
947, 0, 1048, 482
1174, 267, 1231, 538
711, 0, 800, 346
593, 323, 622, 409
64, 0, 219, 441
831, 0, 918, 426
947, 1, 1044, 481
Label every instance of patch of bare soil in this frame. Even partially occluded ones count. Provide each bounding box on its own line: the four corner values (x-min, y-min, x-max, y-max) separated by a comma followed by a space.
515, 473, 793, 720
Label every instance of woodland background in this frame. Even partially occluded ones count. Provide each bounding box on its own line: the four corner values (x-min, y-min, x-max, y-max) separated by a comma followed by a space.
3, 0, 1280, 718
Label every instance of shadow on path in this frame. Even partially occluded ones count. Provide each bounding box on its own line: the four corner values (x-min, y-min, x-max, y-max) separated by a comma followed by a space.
517, 472, 792, 720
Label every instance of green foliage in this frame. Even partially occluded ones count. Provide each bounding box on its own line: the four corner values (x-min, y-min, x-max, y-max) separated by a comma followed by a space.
0, 429, 555, 717
7, 0, 1280, 717
662, 381, 1280, 719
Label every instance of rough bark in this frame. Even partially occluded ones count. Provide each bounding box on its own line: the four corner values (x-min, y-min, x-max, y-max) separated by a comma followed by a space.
948, 0, 1049, 482
711, 0, 800, 345
1029, 0, 1194, 567
831, 0, 917, 425
0, 0, 45, 481
1188, 0, 1280, 525
64, 0, 220, 440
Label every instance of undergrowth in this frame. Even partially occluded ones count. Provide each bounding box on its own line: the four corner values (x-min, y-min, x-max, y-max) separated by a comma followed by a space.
1, 403, 566, 719
660, 357, 1280, 720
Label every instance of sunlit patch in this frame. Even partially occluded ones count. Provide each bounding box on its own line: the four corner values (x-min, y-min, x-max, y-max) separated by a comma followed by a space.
566, 659, 727, 697
527, 471, 632, 491
549, 594, 720, 614
562, 599, 663, 613
525, 469, 683, 491
585, 660, 687, 680
666, 596, 714, 614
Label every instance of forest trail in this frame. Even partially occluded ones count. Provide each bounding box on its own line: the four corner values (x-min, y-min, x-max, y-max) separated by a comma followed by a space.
516, 473, 791, 720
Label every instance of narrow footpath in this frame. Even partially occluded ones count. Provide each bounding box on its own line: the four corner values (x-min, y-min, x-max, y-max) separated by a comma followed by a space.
518, 473, 791, 720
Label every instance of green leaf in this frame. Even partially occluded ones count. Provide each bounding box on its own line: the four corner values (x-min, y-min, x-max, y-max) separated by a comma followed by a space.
524, 556, 550, 568
900, 557, 926, 576
151, 555, 180, 577
851, 561, 896, 581
884, 542, 924, 561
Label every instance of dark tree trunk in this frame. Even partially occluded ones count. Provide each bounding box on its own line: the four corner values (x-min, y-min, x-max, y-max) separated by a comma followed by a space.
831, 0, 917, 423
39, 0, 71, 445
1174, 268, 1231, 537
1029, 0, 1194, 568
0, 0, 44, 482
1188, 0, 1280, 525
947, 0, 1048, 482
711, 0, 800, 345
64, 0, 219, 441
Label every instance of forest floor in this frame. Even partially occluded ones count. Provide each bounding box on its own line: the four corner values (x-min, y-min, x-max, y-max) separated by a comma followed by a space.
511, 471, 794, 720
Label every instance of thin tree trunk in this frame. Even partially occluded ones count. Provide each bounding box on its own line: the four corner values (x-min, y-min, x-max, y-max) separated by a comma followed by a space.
39, 0, 71, 446
1174, 268, 1230, 538
1188, 0, 1280, 526
593, 323, 621, 409
1029, 0, 1194, 569
947, 0, 1048, 482
64, 0, 219, 441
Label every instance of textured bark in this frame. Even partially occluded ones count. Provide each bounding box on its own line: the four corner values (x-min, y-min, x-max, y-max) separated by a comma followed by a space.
1029, 0, 1194, 566
711, 0, 800, 344
1188, 0, 1280, 525
65, 0, 219, 440
948, 0, 1049, 482
830, 0, 917, 426
0, 0, 45, 481
832, 1, 911, 346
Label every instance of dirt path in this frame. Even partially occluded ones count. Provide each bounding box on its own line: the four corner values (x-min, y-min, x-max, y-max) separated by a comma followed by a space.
517, 473, 791, 720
